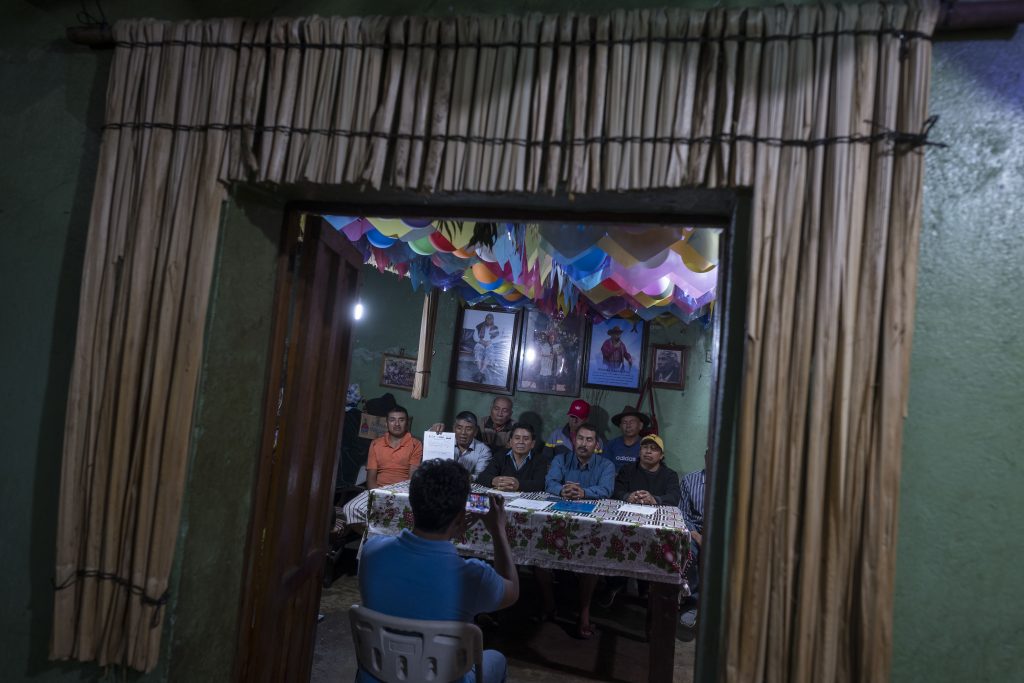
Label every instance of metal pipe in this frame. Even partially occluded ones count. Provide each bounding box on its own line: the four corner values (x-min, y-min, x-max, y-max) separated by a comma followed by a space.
63, 1, 1024, 49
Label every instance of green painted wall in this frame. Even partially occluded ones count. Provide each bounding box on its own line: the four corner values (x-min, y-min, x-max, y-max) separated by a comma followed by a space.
2, 1, 1022, 682
347, 266, 713, 476
892, 30, 1024, 683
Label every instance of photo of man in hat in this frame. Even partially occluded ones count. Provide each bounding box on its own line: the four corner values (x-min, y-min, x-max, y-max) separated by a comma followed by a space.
600, 325, 633, 371
603, 405, 651, 471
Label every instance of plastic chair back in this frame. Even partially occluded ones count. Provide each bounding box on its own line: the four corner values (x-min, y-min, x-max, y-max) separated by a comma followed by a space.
348, 604, 483, 683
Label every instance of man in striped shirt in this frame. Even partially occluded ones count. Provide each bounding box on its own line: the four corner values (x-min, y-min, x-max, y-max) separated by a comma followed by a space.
679, 461, 706, 632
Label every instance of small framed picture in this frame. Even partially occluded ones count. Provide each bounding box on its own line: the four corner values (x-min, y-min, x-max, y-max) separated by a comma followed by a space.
516, 310, 584, 397
450, 305, 523, 395
651, 345, 688, 389
380, 354, 417, 391
583, 318, 649, 392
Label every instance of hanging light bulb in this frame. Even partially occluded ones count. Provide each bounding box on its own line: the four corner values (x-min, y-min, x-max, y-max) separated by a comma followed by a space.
353, 300, 365, 321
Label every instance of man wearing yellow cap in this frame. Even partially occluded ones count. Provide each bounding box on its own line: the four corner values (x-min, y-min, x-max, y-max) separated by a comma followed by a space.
612, 433, 680, 506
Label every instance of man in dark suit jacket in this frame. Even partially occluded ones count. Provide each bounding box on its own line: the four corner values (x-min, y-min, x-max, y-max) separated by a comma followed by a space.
478, 422, 549, 492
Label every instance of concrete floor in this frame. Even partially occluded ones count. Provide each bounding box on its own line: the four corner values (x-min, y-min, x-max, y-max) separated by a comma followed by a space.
312, 563, 696, 683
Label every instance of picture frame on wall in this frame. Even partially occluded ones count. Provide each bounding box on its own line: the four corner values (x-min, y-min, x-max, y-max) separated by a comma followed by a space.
379, 353, 417, 391
450, 305, 523, 395
516, 310, 584, 397
651, 344, 688, 390
583, 317, 649, 392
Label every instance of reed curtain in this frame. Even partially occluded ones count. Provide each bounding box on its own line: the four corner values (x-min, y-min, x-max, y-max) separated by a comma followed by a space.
53, 2, 939, 678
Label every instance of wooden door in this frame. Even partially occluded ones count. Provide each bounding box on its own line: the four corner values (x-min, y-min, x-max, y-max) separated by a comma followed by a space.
236, 213, 362, 682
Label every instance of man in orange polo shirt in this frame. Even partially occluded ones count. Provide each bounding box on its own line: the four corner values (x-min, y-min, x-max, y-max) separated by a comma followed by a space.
366, 405, 423, 489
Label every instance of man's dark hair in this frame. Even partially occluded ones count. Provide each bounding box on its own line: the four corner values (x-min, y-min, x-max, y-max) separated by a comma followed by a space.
387, 405, 409, 419
576, 422, 599, 438
509, 422, 536, 440
409, 459, 471, 533
454, 410, 479, 427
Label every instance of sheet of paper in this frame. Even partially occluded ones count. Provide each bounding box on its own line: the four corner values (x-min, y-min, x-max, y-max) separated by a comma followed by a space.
507, 498, 552, 511
618, 503, 658, 516
422, 431, 455, 461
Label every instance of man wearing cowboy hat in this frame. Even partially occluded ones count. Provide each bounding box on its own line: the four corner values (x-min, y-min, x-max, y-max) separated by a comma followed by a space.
600, 325, 633, 370
603, 405, 651, 471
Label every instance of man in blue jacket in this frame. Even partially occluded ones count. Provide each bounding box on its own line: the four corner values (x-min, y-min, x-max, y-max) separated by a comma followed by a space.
537, 423, 614, 639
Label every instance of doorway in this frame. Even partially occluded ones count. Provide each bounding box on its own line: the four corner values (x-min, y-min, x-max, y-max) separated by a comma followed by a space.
231, 188, 749, 683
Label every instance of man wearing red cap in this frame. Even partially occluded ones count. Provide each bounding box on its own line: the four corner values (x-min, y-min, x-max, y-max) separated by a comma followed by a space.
542, 399, 603, 461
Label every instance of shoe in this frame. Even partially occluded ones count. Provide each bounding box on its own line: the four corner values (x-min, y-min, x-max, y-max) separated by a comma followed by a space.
597, 585, 621, 609
679, 607, 698, 629
574, 620, 596, 640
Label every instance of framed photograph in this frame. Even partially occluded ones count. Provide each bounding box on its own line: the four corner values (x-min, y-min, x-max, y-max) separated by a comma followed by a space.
583, 317, 649, 392
651, 344, 689, 389
450, 305, 523, 394
516, 310, 584, 397
380, 353, 417, 391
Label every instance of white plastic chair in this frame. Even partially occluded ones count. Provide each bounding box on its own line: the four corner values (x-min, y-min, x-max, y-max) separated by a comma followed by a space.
348, 604, 484, 683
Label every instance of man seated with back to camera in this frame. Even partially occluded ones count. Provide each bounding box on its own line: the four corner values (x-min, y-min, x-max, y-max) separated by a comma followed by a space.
478, 422, 549, 492
535, 422, 615, 639
358, 459, 519, 683
429, 411, 492, 482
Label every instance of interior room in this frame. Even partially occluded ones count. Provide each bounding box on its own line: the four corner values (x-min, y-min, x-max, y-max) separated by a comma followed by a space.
306, 215, 722, 681
2, 2, 1023, 683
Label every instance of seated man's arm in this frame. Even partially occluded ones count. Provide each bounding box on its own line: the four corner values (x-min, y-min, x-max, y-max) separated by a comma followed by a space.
407, 440, 424, 480
470, 445, 492, 481
478, 458, 502, 489
519, 453, 550, 492
612, 466, 631, 501
581, 459, 615, 499
366, 444, 380, 489
482, 495, 519, 609
655, 470, 681, 507
544, 454, 566, 495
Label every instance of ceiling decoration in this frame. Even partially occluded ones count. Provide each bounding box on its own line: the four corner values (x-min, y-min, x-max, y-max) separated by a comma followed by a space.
321, 215, 719, 323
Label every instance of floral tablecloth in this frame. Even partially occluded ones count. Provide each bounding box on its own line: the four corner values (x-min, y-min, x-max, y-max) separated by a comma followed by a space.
366, 483, 691, 591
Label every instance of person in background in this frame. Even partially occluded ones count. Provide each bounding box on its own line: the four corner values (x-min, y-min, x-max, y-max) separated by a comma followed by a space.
429, 411, 492, 482
341, 405, 423, 533
599, 433, 680, 608
537, 423, 614, 639
600, 325, 633, 370
479, 422, 549, 492
678, 452, 707, 634
543, 399, 602, 461
603, 405, 650, 471
358, 459, 519, 683
479, 396, 514, 453
612, 434, 680, 506
366, 405, 423, 490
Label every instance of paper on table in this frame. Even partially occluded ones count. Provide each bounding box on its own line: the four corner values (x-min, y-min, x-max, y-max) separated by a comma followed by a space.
422, 431, 455, 461
507, 498, 552, 511
618, 503, 658, 516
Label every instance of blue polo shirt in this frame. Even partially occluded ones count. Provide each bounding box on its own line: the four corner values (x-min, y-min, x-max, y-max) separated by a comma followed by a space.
602, 436, 642, 471
545, 451, 616, 499
358, 530, 506, 682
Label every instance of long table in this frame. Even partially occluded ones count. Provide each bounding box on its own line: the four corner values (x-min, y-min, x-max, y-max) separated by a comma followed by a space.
365, 483, 691, 683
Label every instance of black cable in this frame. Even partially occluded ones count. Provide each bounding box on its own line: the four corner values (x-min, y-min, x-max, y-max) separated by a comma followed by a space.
101, 116, 945, 152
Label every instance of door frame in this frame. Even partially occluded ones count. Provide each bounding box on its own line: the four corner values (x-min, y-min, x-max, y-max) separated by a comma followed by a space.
233, 187, 750, 683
